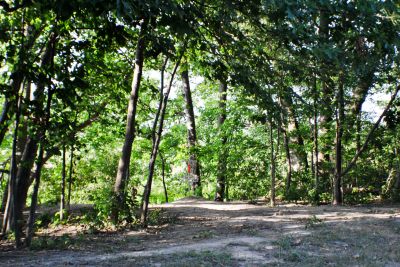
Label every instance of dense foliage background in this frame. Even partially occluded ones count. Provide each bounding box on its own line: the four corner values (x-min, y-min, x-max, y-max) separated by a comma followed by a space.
1, 0, 400, 247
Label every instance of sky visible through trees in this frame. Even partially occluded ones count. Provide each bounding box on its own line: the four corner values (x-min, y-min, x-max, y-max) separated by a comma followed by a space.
0, 0, 400, 251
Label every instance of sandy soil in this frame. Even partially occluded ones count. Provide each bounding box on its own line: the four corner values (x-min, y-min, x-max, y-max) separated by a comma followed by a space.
1, 198, 400, 266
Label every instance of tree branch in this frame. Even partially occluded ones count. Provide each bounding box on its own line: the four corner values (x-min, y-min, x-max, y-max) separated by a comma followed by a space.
41, 102, 107, 163
342, 85, 400, 177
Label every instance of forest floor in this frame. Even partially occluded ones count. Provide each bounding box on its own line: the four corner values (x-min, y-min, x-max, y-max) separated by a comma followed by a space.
1, 197, 400, 266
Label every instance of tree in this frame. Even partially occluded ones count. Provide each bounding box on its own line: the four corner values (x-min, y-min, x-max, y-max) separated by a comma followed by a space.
141, 57, 182, 225
181, 63, 201, 195
215, 81, 228, 201
113, 19, 147, 222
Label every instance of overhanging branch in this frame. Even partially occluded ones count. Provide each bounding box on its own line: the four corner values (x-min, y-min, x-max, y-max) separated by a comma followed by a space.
342, 85, 400, 177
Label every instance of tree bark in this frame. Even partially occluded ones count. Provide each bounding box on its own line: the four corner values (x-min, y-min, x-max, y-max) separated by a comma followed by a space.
280, 92, 308, 172
113, 20, 147, 222
0, 72, 24, 147
181, 66, 201, 194
15, 83, 31, 166
1, 178, 8, 213
0, 98, 11, 146
313, 77, 320, 203
283, 130, 292, 193
67, 146, 74, 210
318, 9, 334, 196
140, 59, 181, 225
333, 76, 344, 205
25, 141, 44, 247
269, 119, 276, 207
279, 95, 292, 194
0, 23, 43, 147
10, 32, 57, 246
160, 153, 168, 203
60, 144, 66, 220
25, 85, 53, 247
2, 81, 23, 242
215, 81, 228, 201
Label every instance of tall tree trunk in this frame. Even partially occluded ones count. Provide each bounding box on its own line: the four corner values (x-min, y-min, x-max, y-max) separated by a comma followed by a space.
11, 32, 57, 247
0, 21, 43, 147
113, 20, 147, 222
0, 73, 24, 147
346, 36, 376, 190
283, 130, 292, 193
67, 145, 74, 210
152, 58, 168, 145
60, 144, 66, 220
4, 81, 31, 229
278, 95, 292, 194
160, 153, 168, 203
25, 86, 53, 247
181, 66, 201, 195
16, 83, 31, 166
3, 78, 28, 243
1, 178, 8, 213
2, 81, 23, 242
0, 98, 12, 146
333, 76, 344, 205
318, 9, 334, 196
394, 161, 400, 198
25, 142, 44, 247
215, 81, 228, 201
280, 92, 308, 172
269, 119, 276, 207
140, 59, 181, 225
313, 77, 320, 203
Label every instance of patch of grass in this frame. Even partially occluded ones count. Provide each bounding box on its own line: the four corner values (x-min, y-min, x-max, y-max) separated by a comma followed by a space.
192, 230, 214, 239
147, 208, 177, 226
285, 250, 305, 262
52, 210, 69, 226
276, 220, 400, 267
304, 215, 324, 229
274, 235, 294, 250
244, 228, 259, 236
272, 235, 308, 265
30, 233, 85, 250
127, 250, 234, 267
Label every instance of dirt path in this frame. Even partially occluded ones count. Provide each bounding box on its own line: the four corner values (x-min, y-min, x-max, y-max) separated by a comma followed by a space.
1, 198, 400, 266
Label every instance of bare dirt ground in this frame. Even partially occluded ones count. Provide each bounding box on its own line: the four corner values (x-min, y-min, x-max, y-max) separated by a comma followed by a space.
1, 197, 400, 266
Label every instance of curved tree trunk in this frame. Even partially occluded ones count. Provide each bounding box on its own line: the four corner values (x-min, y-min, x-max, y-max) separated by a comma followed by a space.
140, 59, 181, 226
9, 32, 57, 246
25, 142, 44, 247
2, 81, 23, 242
113, 20, 147, 222
25, 86, 53, 247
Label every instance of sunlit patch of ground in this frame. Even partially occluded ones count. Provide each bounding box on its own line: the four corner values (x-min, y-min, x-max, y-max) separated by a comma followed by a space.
1, 198, 400, 266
